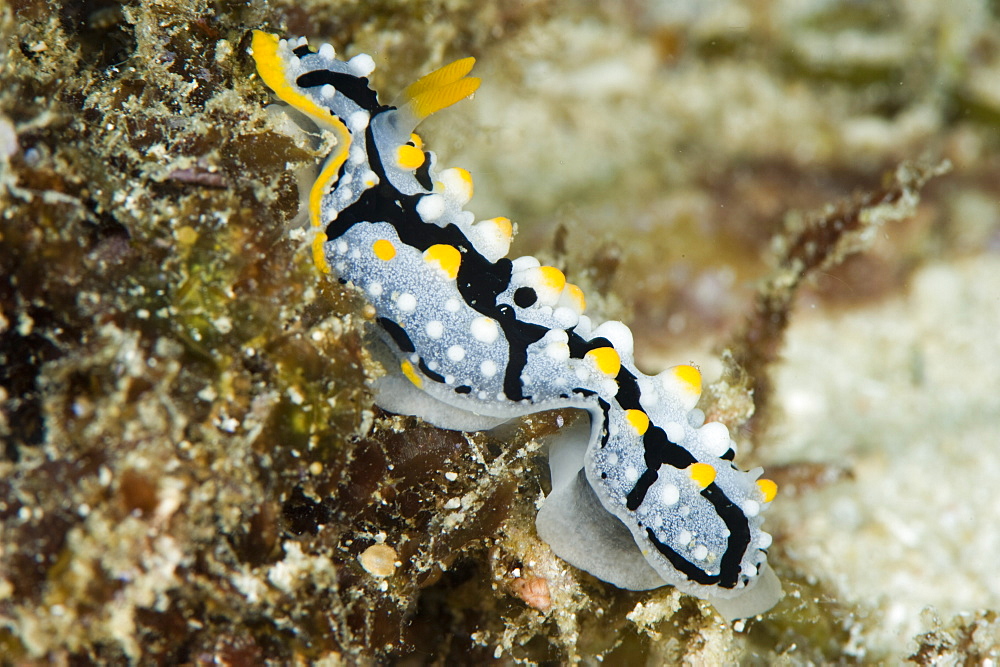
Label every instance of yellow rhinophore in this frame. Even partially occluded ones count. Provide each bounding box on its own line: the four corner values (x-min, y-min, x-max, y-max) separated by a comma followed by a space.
398, 57, 481, 122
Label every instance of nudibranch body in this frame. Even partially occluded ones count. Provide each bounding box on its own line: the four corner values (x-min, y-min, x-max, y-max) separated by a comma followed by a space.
250, 30, 782, 620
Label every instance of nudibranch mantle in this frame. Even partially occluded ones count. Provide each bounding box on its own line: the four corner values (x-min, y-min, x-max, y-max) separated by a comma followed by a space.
250, 30, 782, 620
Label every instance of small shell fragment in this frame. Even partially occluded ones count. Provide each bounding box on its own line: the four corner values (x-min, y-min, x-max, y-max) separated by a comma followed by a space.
359, 544, 399, 577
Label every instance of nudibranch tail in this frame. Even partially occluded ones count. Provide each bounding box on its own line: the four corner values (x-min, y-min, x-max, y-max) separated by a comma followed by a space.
251, 31, 781, 620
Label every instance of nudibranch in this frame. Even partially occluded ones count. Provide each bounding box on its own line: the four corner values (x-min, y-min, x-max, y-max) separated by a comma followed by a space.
249, 30, 782, 620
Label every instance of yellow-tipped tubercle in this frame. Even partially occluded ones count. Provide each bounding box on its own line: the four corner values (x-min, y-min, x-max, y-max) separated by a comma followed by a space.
423, 244, 462, 280
625, 409, 650, 435
586, 347, 621, 377
688, 462, 716, 488
757, 479, 778, 503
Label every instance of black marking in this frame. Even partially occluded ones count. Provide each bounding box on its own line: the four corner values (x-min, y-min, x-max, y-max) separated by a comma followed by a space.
377, 317, 415, 354
700, 483, 752, 588
721, 449, 736, 461
613, 367, 642, 411
296, 70, 382, 112
598, 398, 611, 447
642, 480, 753, 588
625, 427, 697, 510
567, 333, 614, 359
513, 287, 537, 308
455, 385, 472, 394
292, 45, 313, 57
414, 153, 433, 189
418, 358, 446, 383
645, 528, 720, 586
626, 468, 659, 511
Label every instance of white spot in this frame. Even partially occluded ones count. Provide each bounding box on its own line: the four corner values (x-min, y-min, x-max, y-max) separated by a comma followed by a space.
546, 342, 570, 361
427, 360, 439, 371
743, 500, 760, 517
692, 545, 709, 560
624, 466, 639, 483
664, 421, 685, 444
757, 532, 773, 549
336, 240, 348, 254
347, 110, 370, 133
477, 391, 488, 399
416, 194, 446, 221
510, 256, 540, 272
600, 378, 618, 396
699, 422, 731, 457
445, 298, 461, 312
552, 307, 579, 328
677, 530, 692, 546
348, 53, 376, 77
679, 505, 690, 517
470, 317, 499, 344
318, 43, 336, 60
480, 359, 497, 377
396, 293, 417, 312
425, 320, 444, 339
659, 483, 679, 506
350, 248, 361, 259
591, 321, 634, 356
368, 282, 383, 297
606, 452, 619, 466
320, 83, 335, 99
444, 375, 455, 385
447, 345, 466, 362
542, 328, 568, 343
